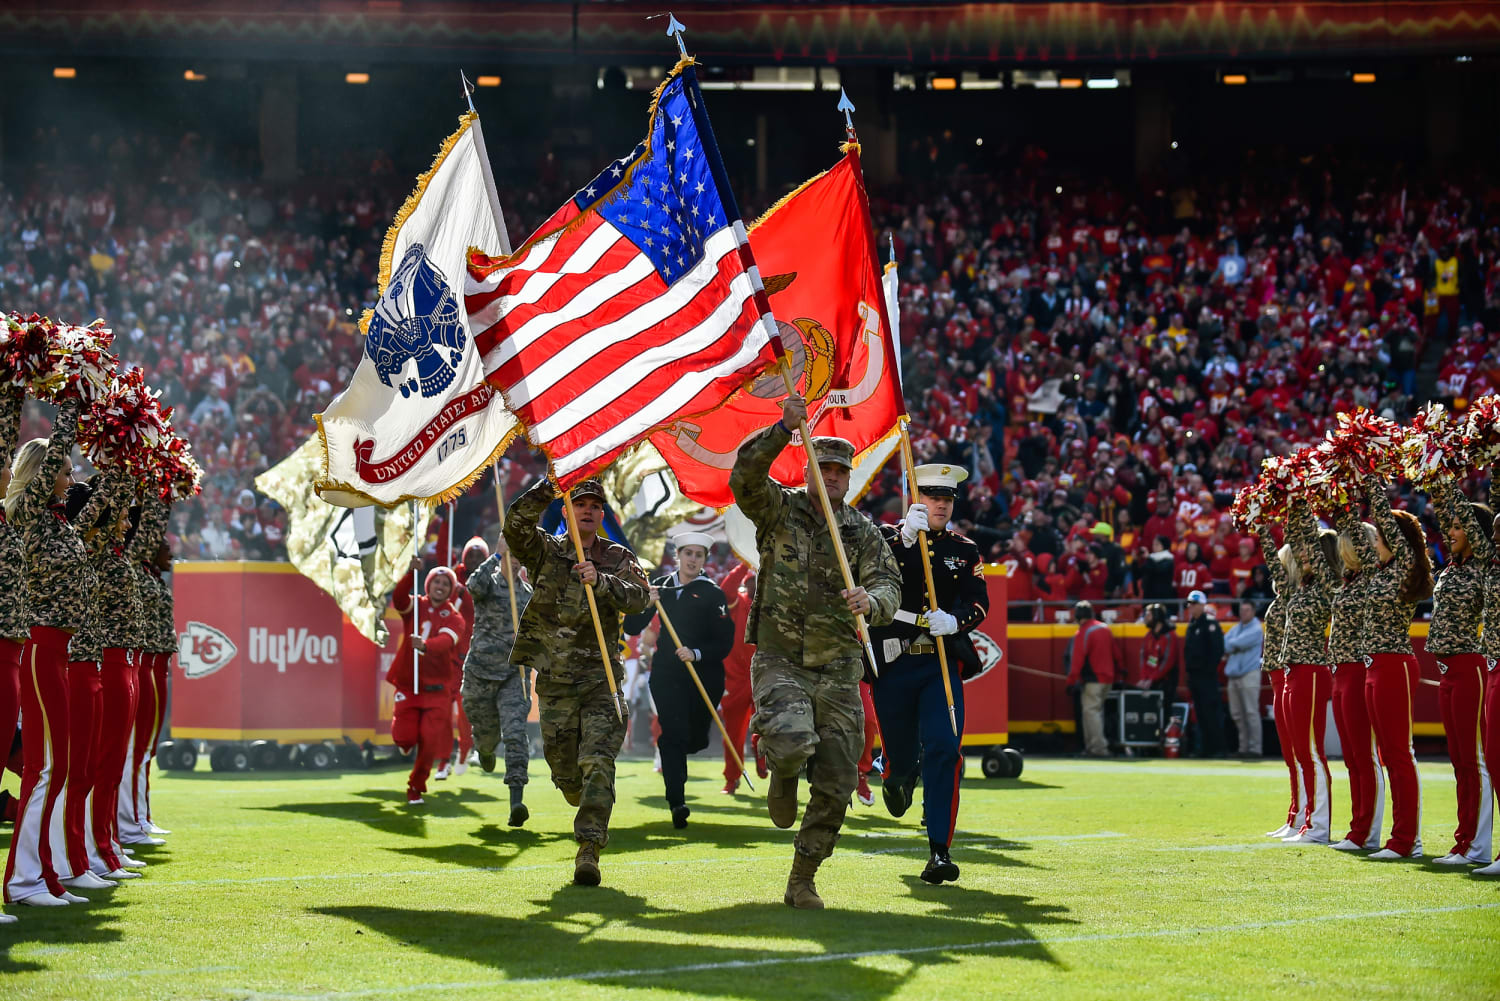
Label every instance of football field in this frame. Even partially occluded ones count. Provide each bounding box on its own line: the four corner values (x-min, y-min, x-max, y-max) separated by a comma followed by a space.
2, 755, 1496, 1000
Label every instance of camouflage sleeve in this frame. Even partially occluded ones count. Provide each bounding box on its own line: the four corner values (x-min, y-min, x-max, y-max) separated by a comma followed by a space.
130, 492, 169, 564
596, 549, 651, 615
77, 469, 128, 554
0, 387, 21, 458
729, 423, 792, 530
19, 397, 80, 525
1258, 529, 1287, 593
1287, 501, 1322, 580
504, 477, 559, 576
857, 519, 903, 627
1367, 477, 1413, 579
1491, 473, 1500, 513
515, 576, 533, 614
1338, 503, 1378, 571
467, 552, 503, 599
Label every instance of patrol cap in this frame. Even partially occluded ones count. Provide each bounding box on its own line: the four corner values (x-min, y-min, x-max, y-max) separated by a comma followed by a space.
571, 479, 607, 503
810, 436, 855, 469
673, 531, 715, 553
913, 463, 969, 498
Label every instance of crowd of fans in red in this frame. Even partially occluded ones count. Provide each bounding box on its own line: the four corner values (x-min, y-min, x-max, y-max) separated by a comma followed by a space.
4, 128, 1500, 612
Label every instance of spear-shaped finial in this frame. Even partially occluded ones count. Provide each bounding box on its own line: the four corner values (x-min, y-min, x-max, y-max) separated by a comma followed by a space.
460, 70, 476, 113
837, 87, 856, 135
666, 12, 688, 58
888, 231, 896, 266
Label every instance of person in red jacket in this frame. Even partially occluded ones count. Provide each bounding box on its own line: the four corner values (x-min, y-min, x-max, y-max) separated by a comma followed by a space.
1066, 600, 1121, 757
718, 561, 760, 793
389, 564, 468, 806
1135, 602, 1183, 699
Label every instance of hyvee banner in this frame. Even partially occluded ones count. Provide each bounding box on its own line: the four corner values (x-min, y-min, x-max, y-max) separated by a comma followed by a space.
316, 113, 518, 508
651, 148, 903, 510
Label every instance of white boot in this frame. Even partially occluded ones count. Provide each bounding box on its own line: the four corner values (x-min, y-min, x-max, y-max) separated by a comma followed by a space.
1266, 824, 1293, 839
63, 872, 116, 889
1329, 839, 1364, 851
0, 913, 16, 923
1471, 859, 1500, 876
1433, 852, 1473, 866
16, 893, 69, 907
104, 868, 141, 880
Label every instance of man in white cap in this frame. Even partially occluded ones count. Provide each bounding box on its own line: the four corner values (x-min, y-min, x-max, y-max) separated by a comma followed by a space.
624, 532, 735, 829
869, 463, 990, 884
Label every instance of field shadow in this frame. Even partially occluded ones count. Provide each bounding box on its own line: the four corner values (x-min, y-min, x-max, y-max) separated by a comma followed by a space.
314, 875, 1071, 996
253, 787, 500, 839
963, 778, 1064, 792
0, 893, 129, 974
390, 827, 569, 871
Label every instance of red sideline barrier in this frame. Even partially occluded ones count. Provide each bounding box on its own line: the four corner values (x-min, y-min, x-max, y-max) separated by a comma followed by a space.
955, 569, 1008, 747
1006, 618, 1447, 739
172, 562, 396, 744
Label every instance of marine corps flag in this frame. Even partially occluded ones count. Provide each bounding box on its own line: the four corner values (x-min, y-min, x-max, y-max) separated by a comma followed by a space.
316, 112, 518, 508
651, 145, 904, 509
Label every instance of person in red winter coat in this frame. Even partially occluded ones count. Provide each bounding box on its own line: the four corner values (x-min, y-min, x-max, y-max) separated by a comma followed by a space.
389, 564, 468, 805
718, 561, 759, 793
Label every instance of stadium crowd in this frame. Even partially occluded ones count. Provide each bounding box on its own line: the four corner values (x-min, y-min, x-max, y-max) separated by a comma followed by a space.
4, 126, 1500, 616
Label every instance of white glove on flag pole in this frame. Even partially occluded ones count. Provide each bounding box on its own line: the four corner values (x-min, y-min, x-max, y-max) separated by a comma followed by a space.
317, 98, 518, 508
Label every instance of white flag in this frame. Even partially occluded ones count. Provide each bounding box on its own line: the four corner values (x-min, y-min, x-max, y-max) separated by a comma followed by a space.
316, 113, 518, 508
725, 255, 903, 570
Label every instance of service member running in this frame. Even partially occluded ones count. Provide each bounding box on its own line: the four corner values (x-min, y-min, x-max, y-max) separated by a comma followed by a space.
504, 477, 650, 886
730, 393, 901, 910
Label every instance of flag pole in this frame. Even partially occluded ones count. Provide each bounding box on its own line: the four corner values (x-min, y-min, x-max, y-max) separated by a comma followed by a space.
561, 488, 628, 722
896, 425, 958, 736
411, 500, 421, 692
672, 20, 879, 672
492, 464, 521, 637
652, 598, 754, 792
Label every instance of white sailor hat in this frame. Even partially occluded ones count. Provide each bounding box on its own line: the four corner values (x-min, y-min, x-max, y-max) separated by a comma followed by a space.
913, 463, 969, 497
673, 531, 715, 553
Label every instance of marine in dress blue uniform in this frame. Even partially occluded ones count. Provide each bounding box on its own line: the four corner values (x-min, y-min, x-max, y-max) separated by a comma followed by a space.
869, 463, 990, 884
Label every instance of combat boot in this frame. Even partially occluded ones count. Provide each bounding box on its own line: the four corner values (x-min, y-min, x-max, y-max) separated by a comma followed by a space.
783, 852, 825, 909
574, 841, 602, 886
767, 770, 799, 829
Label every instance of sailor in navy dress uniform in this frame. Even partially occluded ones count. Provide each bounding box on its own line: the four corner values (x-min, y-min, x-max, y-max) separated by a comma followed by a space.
869, 463, 990, 884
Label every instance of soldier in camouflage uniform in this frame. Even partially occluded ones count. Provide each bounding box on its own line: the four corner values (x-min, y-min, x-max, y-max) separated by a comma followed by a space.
460, 535, 535, 827
504, 476, 649, 886
729, 393, 902, 910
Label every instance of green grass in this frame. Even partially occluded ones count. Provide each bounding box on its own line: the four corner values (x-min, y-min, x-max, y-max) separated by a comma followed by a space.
2, 754, 1498, 1000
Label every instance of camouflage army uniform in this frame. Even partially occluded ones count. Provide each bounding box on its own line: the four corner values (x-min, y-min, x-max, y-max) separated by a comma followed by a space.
0, 388, 29, 642
504, 477, 650, 847
460, 551, 535, 787
729, 424, 901, 864
17, 397, 96, 636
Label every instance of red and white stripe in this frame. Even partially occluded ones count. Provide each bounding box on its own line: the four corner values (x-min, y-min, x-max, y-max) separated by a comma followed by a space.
467, 213, 776, 485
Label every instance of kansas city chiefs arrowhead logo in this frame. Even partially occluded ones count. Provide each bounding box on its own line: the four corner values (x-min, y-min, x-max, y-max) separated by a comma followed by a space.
962, 631, 1004, 683
178, 621, 238, 679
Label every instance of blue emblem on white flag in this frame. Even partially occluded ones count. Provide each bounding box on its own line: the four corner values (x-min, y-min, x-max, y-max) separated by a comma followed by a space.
365, 243, 466, 399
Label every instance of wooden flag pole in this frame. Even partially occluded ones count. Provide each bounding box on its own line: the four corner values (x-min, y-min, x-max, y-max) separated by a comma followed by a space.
491, 465, 521, 636
777, 362, 879, 675
561, 489, 628, 722
492, 464, 525, 690
652, 598, 754, 792
896, 423, 958, 737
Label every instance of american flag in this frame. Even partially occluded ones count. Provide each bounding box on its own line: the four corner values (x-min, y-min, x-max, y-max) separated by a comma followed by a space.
465, 69, 779, 487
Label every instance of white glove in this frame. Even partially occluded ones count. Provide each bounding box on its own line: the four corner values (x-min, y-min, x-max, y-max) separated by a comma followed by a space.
899, 504, 930, 547
926, 609, 958, 637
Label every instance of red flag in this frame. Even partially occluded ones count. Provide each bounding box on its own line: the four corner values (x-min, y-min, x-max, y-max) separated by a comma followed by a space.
651, 147, 904, 508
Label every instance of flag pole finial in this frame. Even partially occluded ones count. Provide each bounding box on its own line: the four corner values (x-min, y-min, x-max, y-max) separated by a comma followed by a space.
666, 13, 688, 58
460, 70, 476, 113
837, 87, 856, 138
888, 231, 895, 265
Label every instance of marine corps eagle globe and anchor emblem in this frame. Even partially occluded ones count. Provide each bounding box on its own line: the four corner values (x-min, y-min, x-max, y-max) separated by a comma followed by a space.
365, 242, 466, 399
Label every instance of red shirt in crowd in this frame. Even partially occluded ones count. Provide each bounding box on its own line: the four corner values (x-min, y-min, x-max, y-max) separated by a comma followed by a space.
1174, 559, 1212, 599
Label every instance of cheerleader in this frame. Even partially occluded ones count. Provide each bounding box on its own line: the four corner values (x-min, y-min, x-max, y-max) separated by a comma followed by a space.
2, 396, 94, 906
1278, 502, 1337, 844
1359, 477, 1433, 860
1478, 507, 1500, 876
1255, 526, 1302, 839
622, 534, 734, 828
0, 388, 26, 824
121, 495, 173, 844
57, 473, 129, 888
83, 475, 146, 880
1426, 481, 1494, 866
1329, 504, 1385, 851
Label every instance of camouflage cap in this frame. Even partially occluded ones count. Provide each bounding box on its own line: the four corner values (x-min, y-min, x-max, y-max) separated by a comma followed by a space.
571, 479, 608, 503
810, 436, 855, 469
